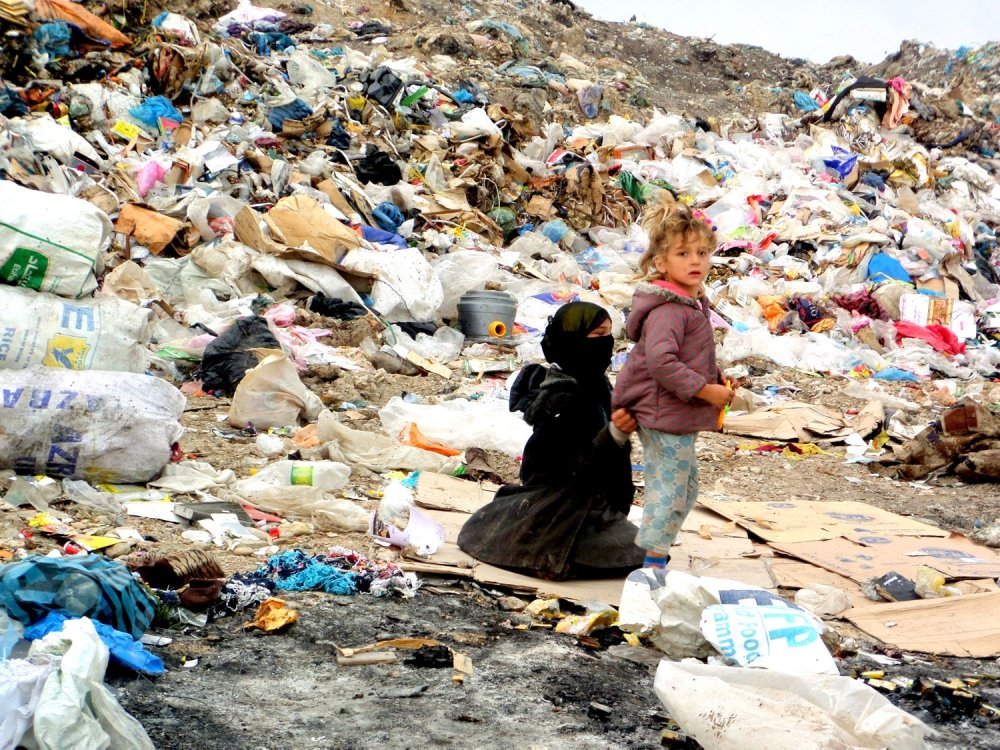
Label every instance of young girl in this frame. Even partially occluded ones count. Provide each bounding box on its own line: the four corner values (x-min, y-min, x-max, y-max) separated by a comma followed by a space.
611, 196, 733, 569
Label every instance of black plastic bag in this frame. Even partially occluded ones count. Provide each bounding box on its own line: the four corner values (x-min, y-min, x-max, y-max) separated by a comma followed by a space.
198, 316, 280, 395
355, 147, 402, 185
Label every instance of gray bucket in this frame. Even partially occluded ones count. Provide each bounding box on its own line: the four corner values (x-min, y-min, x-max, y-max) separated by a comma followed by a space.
457, 290, 516, 342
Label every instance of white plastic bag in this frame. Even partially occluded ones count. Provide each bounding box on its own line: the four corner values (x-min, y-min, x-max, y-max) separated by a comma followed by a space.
228, 353, 323, 430
389, 325, 465, 364
339, 247, 443, 322
433, 250, 499, 318
619, 569, 835, 674
234, 483, 368, 532
0, 655, 57, 750
0, 285, 153, 372
28, 617, 155, 750
0, 180, 110, 298
655, 661, 932, 750
0, 368, 185, 483
378, 396, 532, 456
315, 411, 464, 474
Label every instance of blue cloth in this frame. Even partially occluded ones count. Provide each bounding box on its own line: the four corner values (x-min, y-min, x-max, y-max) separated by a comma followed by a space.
249, 31, 295, 56
793, 91, 819, 112
372, 202, 405, 234
0, 555, 156, 640
867, 253, 911, 285
0, 87, 28, 117
24, 613, 164, 675
268, 98, 313, 130
361, 225, 407, 248
35, 22, 72, 59
860, 171, 887, 191
129, 96, 183, 128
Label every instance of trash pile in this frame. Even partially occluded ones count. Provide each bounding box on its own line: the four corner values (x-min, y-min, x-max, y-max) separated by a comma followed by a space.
0, 0, 999, 746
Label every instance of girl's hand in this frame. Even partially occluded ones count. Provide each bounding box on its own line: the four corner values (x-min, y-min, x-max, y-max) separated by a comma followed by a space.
611, 408, 639, 434
697, 383, 734, 409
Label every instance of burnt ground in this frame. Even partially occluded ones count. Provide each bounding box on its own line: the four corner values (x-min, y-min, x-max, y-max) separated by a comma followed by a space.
112, 584, 665, 750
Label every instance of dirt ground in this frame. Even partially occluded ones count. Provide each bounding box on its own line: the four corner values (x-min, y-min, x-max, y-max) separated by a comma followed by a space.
97, 358, 1000, 750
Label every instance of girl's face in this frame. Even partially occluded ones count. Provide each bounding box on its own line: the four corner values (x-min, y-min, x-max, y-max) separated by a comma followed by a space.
653, 234, 711, 295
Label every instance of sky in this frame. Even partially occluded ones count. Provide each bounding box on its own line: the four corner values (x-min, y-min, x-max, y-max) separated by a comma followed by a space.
573, 0, 1000, 64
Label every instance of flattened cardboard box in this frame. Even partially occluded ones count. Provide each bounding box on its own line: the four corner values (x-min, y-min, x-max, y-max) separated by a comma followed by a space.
770, 533, 1000, 583
698, 498, 949, 544
846, 592, 1000, 658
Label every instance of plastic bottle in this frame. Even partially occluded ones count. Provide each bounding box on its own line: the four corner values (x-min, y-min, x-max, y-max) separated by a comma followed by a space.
247, 461, 351, 492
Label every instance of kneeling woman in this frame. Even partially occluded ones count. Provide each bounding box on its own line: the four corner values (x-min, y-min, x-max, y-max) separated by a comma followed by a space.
458, 302, 643, 580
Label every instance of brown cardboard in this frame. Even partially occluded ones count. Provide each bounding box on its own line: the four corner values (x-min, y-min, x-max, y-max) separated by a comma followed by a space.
115, 204, 184, 255
767, 557, 868, 608
722, 400, 883, 443
771, 533, 1000, 583
698, 498, 949, 544
264, 195, 362, 262
845, 593, 1000, 657
417, 504, 775, 605
415, 473, 498, 514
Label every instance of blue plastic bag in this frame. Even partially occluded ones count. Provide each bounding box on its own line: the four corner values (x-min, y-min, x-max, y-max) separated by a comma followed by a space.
360, 225, 407, 248
24, 613, 164, 675
34, 22, 72, 59
793, 91, 819, 112
129, 96, 183, 128
0, 555, 156, 640
372, 202, 405, 234
268, 98, 313, 130
452, 89, 475, 104
867, 253, 911, 285
822, 146, 858, 181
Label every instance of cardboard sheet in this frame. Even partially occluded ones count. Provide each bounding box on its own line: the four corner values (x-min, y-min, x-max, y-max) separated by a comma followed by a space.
767, 557, 868, 608
415, 473, 497, 514
771, 534, 1000, 583
845, 593, 1000, 658
698, 498, 949, 544
407, 505, 775, 605
722, 399, 883, 443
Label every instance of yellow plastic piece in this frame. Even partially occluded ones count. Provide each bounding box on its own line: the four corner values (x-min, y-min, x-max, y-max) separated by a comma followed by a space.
488, 320, 507, 338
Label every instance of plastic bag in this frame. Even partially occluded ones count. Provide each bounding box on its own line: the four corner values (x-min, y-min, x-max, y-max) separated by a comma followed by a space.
199, 316, 281, 395
228, 353, 323, 430
28, 617, 155, 750
315, 411, 464, 474
24, 613, 164, 675
390, 325, 465, 364
235, 483, 368, 532
0, 285, 153, 373
0, 368, 185, 483
0, 180, 109, 298
378, 396, 532, 457
655, 661, 932, 750
339, 247, 443, 322
433, 250, 499, 318
620, 569, 835, 674
0, 556, 156, 639
62, 479, 126, 515
0, 655, 56, 749
0, 609, 24, 661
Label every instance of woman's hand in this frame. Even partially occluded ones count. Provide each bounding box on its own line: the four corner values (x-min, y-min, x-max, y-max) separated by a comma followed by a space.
611, 408, 639, 434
